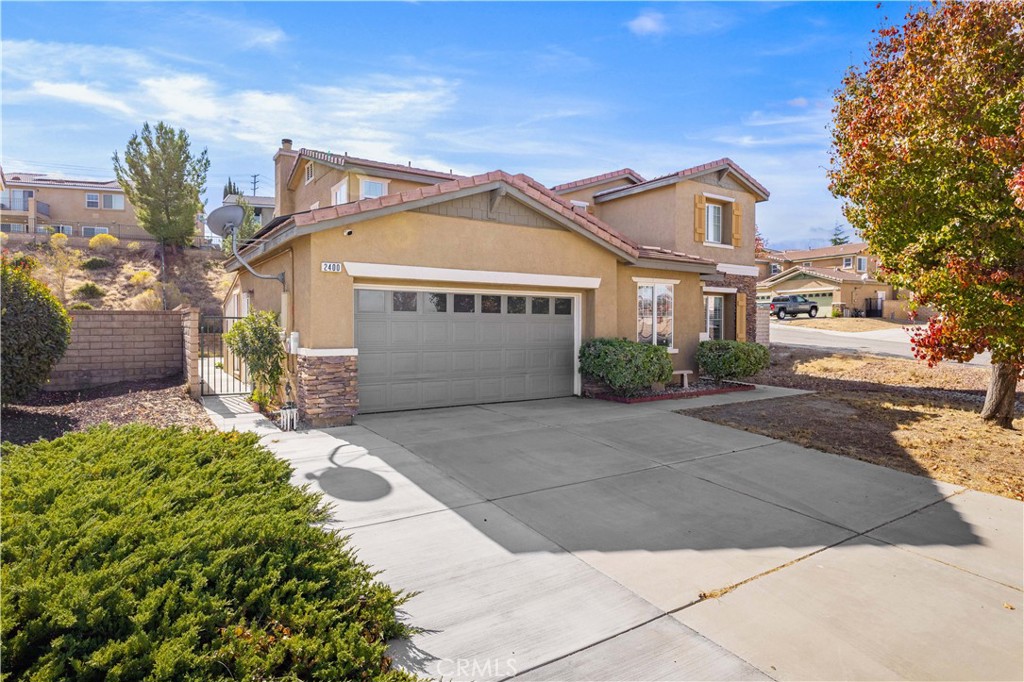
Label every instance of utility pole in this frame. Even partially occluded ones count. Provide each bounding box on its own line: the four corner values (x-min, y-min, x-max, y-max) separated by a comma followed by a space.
250, 173, 260, 196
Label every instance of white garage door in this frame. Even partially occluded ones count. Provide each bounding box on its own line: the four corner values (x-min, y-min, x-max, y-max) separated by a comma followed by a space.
355, 289, 576, 413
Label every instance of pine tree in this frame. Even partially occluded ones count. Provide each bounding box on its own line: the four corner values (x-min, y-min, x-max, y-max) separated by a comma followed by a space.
223, 177, 241, 199
829, 223, 850, 246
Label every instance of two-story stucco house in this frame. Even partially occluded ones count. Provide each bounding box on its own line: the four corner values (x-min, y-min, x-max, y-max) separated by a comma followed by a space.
224, 140, 769, 425
0, 167, 152, 244
755, 243, 893, 315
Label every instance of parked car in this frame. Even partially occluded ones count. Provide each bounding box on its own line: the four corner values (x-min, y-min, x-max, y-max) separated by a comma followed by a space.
770, 295, 818, 319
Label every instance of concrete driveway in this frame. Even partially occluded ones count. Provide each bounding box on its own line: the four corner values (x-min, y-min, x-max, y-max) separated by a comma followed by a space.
256, 391, 1022, 681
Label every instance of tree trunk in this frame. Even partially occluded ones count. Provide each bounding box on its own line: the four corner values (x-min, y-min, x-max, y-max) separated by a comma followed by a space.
981, 362, 1019, 429
158, 241, 168, 310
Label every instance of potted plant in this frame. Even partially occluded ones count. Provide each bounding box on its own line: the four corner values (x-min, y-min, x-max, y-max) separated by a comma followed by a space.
223, 310, 286, 414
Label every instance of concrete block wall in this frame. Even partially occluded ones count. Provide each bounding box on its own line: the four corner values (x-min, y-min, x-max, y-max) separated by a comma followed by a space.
177, 306, 201, 398
46, 310, 186, 391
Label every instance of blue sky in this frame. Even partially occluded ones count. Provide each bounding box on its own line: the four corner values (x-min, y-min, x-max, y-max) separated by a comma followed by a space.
1, 1, 907, 249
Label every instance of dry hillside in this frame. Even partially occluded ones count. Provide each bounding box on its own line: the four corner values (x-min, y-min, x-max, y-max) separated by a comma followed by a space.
3, 237, 232, 314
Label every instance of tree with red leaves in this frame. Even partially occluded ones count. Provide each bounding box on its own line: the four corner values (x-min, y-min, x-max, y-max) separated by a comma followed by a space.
830, 1, 1024, 428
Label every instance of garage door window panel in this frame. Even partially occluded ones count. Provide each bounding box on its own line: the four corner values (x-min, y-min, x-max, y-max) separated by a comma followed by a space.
426, 293, 447, 312
454, 294, 475, 313
481, 295, 501, 314
392, 291, 418, 312
531, 297, 550, 315
507, 296, 527, 314
555, 298, 572, 315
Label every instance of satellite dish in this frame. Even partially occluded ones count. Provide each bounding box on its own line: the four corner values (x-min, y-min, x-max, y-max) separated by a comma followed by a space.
207, 204, 245, 238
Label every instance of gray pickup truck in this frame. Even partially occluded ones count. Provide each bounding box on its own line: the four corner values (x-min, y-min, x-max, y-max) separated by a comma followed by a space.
770, 295, 818, 319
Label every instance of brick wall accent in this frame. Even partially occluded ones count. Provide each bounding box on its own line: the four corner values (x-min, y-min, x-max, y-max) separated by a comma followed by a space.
46, 310, 186, 391
755, 307, 770, 346
719, 273, 758, 343
178, 306, 201, 398
295, 354, 358, 427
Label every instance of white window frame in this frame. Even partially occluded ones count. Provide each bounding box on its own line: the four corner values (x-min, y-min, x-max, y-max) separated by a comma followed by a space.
843, 256, 853, 269
857, 256, 868, 272
704, 294, 725, 341
332, 178, 349, 205
304, 162, 314, 184
82, 226, 109, 238
802, 261, 812, 267
102, 194, 124, 210
358, 176, 389, 200
770, 263, 781, 275
634, 278, 678, 353
705, 203, 723, 244
85, 193, 100, 209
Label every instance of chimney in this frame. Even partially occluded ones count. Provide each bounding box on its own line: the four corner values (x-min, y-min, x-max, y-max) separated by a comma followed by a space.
281, 138, 293, 151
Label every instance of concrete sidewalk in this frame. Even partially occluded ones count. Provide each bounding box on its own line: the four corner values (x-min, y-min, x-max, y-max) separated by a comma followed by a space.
204, 389, 1023, 681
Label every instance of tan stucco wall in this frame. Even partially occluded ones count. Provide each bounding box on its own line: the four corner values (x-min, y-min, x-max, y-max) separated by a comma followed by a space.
615, 266, 704, 372
596, 185, 677, 250
674, 179, 757, 264
2, 183, 142, 237
286, 161, 438, 214
236, 210, 629, 348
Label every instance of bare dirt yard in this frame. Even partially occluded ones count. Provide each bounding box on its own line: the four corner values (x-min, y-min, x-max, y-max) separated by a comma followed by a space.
684, 346, 1024, 501
776, 317, 919, 332
1, 377, 213, 446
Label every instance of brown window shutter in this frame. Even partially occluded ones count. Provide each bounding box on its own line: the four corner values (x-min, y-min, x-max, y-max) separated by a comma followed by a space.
694, 195, 706, 243
736, 292, 747, 341
732, 203, 743, 247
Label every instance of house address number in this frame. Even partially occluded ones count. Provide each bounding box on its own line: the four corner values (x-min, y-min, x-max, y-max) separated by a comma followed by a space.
321, 262, 343, 273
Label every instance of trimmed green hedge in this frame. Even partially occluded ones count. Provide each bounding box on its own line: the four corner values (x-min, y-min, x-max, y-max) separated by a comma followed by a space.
1, 261, 71, 404
1, 426, 418, 681
696, 340, 770, 382
579, 337, 673, 397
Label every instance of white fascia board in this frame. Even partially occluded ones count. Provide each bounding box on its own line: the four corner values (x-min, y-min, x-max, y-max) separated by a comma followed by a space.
702, 192, 736, 203
716, 263, 760, 277
631, 276, 681, 285
296, 347, 358, 357
703, 286, 738, 294
343, 262, 601, 289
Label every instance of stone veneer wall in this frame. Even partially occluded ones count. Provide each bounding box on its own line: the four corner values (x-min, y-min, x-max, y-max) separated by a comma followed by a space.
295, 354, 358, 427
719, 273, 758, 343
46, 310, 185, 391
755, 307, 770, 346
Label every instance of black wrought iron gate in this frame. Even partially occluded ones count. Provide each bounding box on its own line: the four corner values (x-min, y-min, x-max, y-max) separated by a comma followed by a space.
199, 315, 252, 396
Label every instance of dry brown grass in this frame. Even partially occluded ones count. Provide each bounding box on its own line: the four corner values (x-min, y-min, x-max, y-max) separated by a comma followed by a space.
777, 317, 916, 332
14, 244, 227, 313
685, 347, 1024, 500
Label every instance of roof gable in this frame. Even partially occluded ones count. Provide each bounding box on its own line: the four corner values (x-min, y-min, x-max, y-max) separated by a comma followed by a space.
594, 158, 769, 203
287, 148, 462, 189
551, 169, 645, 194
759, 265, 877, 287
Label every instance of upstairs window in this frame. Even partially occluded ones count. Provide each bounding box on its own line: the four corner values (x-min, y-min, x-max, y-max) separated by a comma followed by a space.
770, 263, 782, 275
359, 178, 388, 200
304, 163, 314, 184
332, 178, 349, 205
802, 261, 812, 267
843, 256, 853, 269
102, 194, 124, 210
857, 256, 868, 272
705, 204, 723, 243
86, 193, 100, 208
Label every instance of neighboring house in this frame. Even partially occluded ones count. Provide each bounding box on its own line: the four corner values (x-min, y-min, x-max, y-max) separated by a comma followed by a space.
755, 242, 893, 314
224, 140, 769, 425
0, 168, 150, 243
224, 193, 276, 227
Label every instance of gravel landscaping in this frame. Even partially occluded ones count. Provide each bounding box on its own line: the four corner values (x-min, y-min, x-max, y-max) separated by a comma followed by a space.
0, 376, 213, 445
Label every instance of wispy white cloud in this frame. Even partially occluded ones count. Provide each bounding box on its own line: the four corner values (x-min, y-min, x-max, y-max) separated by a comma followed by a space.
2, 39, 459, 161
787, 96, 810, 108
627, 10, 669, 37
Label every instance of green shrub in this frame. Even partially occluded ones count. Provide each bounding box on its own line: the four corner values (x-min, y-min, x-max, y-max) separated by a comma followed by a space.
696, 340, 770, 382
579, 337, 673, 397
0, 261, 72, 404
69, 301, 94, 310
224, 311, 286, 405
88, 232, 119, 252
126, 240, 143, 253
81, 256, 115, 270
72, 281, 106, 299
0, 425, 416, 680
831, 306, 843, 317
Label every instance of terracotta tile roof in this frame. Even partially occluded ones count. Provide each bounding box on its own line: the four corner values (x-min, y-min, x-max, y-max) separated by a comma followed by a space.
278, 169, 713, 268
550, 168, 645, 193
760, 265, 877, 286
637, 245, 717, 266
594, 158, 770, 201
299, 148, 464, 181
773, 242, 870, 261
